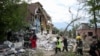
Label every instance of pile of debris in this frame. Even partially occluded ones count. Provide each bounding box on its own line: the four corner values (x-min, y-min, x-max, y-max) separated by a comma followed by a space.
36, 33, 57, 51
36, 33, 76, 51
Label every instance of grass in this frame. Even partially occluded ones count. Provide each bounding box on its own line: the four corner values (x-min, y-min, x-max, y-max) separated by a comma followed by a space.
21, 49, 87, 56
21, 49, 44, 56
54, 51, 76, 56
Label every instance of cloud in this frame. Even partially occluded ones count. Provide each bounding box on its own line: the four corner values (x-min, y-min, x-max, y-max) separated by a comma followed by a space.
29, 0, 79, 23
26, 0, 88, 29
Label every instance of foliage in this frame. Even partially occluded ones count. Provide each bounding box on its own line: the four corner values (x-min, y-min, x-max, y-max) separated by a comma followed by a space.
83, 0, 100, 36
52, 27, 60, 34
86, 0, 100, 12
67, 24, 80, 38
63, 18, 81, 36
68, 30, 72, 38
59, 30, 65, 36
86, 0, 100, 24
0, 0, 28, 41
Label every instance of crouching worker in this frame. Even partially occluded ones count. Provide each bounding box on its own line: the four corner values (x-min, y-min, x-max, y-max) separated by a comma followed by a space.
55, 37, 62, 54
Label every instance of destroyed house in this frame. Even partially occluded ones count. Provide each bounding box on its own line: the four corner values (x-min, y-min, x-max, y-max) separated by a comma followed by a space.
26, 2, 53, 34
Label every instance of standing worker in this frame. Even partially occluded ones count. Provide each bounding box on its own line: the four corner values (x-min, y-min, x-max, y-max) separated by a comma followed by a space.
89, 36, 100, 56
7, 29, 12, 41
76, 33, 83, 55
55, 37, 62, 54
62, 37, 68, 52
30, 32, 37, 49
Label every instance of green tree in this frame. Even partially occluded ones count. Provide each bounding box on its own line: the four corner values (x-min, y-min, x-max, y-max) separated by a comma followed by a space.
52, 27, 59, 34
0, 0, 28, 41
85, 0, 100, 36
68, 30, 72, 38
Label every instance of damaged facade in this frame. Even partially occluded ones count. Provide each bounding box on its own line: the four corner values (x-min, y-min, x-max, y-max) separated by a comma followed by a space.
76, 23, 100, 38
26, 2, 53, 34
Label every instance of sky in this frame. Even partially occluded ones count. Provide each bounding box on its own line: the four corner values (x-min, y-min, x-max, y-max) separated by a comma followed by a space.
26, 0, 89, 29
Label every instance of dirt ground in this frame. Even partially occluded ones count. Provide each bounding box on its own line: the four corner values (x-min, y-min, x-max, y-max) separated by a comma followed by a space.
44, 50, 55, 56
43, 50, 90, 56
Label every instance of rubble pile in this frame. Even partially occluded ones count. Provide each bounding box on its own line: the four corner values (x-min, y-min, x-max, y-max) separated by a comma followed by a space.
36, 33, 56, 51
36, 33, 76, 51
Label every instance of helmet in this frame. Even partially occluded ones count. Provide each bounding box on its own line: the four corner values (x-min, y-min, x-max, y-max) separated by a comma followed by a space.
76, 36, 81, 40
